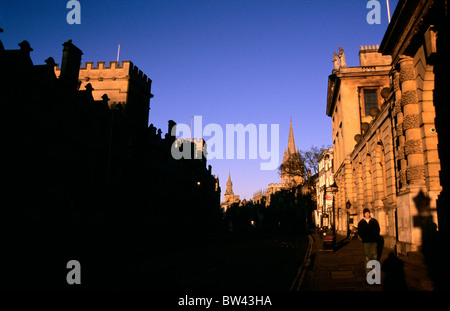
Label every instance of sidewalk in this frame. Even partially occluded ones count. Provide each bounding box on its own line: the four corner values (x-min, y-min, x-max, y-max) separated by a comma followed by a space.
299, 232, 434, 291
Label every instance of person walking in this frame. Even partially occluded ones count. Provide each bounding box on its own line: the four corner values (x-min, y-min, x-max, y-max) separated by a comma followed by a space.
358, 208, 380, 271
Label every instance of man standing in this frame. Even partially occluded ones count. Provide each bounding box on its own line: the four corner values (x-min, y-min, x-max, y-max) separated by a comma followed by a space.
358, 208, 380, 271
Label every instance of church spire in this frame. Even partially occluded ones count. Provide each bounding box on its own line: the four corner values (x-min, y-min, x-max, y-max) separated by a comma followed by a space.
225, 170, 234, 197
282, 118, 298, 163
280, 118, 304, 187
288, 117, 296, 154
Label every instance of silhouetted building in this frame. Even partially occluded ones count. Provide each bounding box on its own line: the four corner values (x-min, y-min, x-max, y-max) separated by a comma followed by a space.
249, 120, 314, 233
0, 34, 221, 271
55, 60, 153, 130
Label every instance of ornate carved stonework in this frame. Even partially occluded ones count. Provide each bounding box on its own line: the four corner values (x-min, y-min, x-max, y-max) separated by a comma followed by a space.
394, 100, 402, 115
400, 65, 415, 83
406, 165, 425, 182
393, 73, 401, 92
401, 90, 418, 107
404, 139, 423, 156
396, 123, 403, 136
402, 114, 421, 130
400, 169, 407, 185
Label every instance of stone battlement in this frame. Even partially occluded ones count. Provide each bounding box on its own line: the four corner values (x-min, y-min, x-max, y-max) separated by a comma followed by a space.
360, 44, 380, 51
55, 60, 152, 86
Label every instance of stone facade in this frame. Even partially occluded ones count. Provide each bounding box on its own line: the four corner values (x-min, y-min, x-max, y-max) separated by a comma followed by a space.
326, 45, 391, 238
326, 0, 443, 254
378, 0, 442, 254
315, 148, 334, 227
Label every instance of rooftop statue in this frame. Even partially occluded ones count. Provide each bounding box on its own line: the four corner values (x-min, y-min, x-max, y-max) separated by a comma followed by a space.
338, 46, 347, 67
332, 52, 340, 72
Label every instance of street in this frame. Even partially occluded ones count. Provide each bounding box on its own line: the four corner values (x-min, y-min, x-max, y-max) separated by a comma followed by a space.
1, 229, 435, 291
1, 230, 310, 290
107, 231, 310, 291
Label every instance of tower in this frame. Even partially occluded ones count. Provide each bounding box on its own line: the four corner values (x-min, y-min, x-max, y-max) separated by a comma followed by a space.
281, 118, 303, 187
55, 60, 153, 130
224, 171, 234, 203
222, 171, 240, 210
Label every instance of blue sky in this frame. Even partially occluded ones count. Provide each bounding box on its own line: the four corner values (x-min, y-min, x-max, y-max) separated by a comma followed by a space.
0, 0, 397, 200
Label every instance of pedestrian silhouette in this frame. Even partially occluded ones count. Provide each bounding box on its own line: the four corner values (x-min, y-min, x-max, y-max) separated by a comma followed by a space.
358, 208, 380, 270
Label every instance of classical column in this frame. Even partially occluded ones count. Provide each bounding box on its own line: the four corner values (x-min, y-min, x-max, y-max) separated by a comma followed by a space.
398, 55, 425, 252
399, 56, 425, 184
393, 69, 407, 188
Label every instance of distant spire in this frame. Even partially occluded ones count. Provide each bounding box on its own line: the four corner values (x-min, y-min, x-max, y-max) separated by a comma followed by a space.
225, 170, 233, 196
288, 117, 296, 154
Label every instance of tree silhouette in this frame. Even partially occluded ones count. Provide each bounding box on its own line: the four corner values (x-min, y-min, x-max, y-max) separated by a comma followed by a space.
279, 145, 330, 184
278, 152, 306, 183
300, 144, 331, 175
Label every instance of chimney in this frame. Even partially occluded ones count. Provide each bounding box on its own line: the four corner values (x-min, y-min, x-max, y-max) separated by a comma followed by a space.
358, 44, 391, 67
0, 27, 4, 51
168, 120, 177, 136
168, 120, 177, 143
59, 39, 83, 90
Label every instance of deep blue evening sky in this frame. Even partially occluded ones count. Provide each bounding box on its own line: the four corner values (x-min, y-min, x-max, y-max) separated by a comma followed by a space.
1, 0, 397, 200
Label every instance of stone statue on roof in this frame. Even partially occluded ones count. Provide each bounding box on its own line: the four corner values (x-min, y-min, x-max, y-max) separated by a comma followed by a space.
332, 52, 340, 72
338, 46, 347, 67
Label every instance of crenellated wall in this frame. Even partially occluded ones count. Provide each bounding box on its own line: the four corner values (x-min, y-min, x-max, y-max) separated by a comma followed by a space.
55, 60, 153, 129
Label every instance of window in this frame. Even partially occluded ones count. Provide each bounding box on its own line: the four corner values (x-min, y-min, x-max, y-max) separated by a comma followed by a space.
364, 89, 378, 116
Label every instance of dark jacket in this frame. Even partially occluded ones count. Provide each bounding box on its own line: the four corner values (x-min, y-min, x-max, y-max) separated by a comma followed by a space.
357, 217, 380, 243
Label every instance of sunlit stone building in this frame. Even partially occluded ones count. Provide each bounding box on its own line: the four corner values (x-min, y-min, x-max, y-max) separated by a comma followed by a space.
326, 0, 444, 254
315, 147, 334, 228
